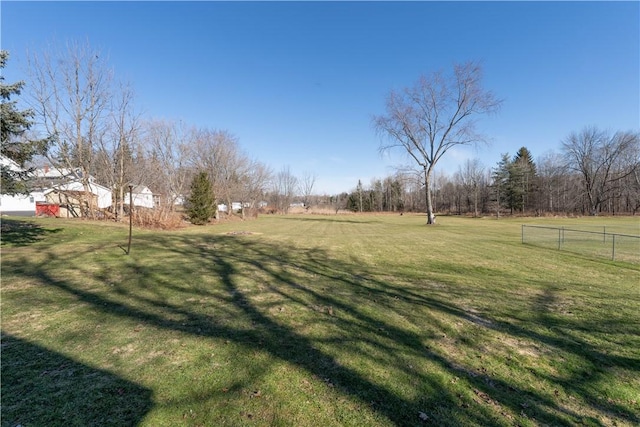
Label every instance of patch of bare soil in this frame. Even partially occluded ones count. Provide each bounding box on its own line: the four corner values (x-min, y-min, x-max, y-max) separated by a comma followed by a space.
224, 231, 257, 236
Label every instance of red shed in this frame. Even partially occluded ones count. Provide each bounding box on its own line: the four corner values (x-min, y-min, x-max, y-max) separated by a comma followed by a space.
35, 202, 60, 217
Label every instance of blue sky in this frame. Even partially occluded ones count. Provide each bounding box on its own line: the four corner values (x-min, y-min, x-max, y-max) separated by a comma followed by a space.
2, 1, 638, 194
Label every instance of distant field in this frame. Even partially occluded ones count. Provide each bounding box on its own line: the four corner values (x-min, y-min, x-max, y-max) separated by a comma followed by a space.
2, 214, 639, 426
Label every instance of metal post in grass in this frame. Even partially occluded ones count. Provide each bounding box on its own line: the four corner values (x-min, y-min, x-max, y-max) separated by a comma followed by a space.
127, 184, 133, 255
603, 226, 606, 244
558, 228, 562, 251
612, 234, 616, 261
522, 224, 525, 244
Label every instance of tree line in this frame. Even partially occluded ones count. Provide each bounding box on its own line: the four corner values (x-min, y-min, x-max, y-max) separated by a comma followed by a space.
370, 60, 639, 221
340, 135, 640, 217
3, 42, 639, 224
1, 43, 314, 224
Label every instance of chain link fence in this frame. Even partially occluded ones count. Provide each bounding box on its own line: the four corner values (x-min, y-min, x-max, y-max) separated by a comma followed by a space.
522, 225, 640, 264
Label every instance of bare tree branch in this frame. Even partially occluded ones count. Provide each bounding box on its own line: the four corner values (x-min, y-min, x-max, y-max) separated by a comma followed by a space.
373, 61, 501, 224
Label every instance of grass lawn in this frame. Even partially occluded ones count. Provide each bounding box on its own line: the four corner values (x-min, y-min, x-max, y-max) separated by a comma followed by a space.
2, 214, 639, 426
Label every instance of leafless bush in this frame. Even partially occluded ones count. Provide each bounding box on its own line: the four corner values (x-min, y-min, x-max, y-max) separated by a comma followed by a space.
131, 207, 185, 230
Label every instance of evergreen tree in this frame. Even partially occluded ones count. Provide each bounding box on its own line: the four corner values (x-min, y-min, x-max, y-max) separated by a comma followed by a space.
1, 50, 50, 194
491, 153, 512, 216
491, 148, 538, 215
187, 171, 216, 225
347, 180, 376, 212
512, 147, 537, 213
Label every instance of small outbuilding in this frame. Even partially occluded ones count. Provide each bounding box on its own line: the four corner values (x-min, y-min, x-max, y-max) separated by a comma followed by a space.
125, 185, 155, 209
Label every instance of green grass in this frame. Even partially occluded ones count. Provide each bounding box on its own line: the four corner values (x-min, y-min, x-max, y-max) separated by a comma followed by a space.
522, 222, 640, 263
2, 214, 639, 426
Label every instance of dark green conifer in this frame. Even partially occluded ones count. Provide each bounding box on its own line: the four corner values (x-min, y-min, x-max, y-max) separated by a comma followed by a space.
187, 171, 216, 225
1, 50, 50, 194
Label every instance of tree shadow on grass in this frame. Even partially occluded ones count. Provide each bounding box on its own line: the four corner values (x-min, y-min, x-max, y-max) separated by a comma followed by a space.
3, 231, 639, 426
278, 216, 380, 224
1, 332, 153, 426
1, 218, 62, 247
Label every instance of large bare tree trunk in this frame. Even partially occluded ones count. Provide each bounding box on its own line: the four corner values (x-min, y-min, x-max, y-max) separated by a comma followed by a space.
374, 61, 502, 225
424, 167, 436, 224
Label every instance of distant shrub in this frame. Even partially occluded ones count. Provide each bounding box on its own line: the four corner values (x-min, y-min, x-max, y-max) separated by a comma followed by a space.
131, 207, 185, 230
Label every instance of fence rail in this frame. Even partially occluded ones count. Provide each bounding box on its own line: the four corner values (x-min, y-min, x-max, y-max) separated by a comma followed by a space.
522, 225, 640, 263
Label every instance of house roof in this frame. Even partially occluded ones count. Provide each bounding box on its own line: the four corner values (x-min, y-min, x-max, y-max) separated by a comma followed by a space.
45, 189, 96, 198
129, 185, 153, 194
33, 166, 84, 179
0, 155, 23, 172
44, 180, 111, 195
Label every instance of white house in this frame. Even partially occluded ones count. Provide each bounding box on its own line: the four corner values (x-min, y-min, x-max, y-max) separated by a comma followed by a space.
217, 202, 243, 213
1, 155, 21, 172
33, 165, 82, 182
44, 181, 112, 209
32, 165, 113, 210
1, 159, 114, 216
124, 185, 155, 209
0, 156, 45, 216
0, 191, 46, 216
173, 194, 185, 206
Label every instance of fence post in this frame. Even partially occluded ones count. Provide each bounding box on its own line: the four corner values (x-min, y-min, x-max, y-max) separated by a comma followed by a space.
522, 224, 525, 244
127, 184, 133, 255
603, 226, 606, 244
558, 228, 562, 251
612, 234, 616, 261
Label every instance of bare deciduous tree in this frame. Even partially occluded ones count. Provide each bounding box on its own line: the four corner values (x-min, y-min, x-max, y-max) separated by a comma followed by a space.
272, 166, 298, 214
562, 126, 640, 215
536, 151, 567, 214
93, 82, 141, 220
141, 119, 191, 214
236, 159, 272, 218
624, 168, 640, 214
187, 128, 244, 218
28, 40, 113, 217
457, 158, 485, 217
300, 171, 316, 209
374, 61, 501, 224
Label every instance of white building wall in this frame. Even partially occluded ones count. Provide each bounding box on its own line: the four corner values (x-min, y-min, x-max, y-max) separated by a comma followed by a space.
125, 187, 155, 208
133, 193, 154, 208
0, 191, 46, 215
54, 182, 112, 209
217, 202, 243, 213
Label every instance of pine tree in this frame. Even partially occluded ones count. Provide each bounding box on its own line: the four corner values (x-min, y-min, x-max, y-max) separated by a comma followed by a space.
491, 148, 538, 215
512, 147, 537, 213
491, 153, 512, 216
1, 50, 50, 194
187, 171, 216, 225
